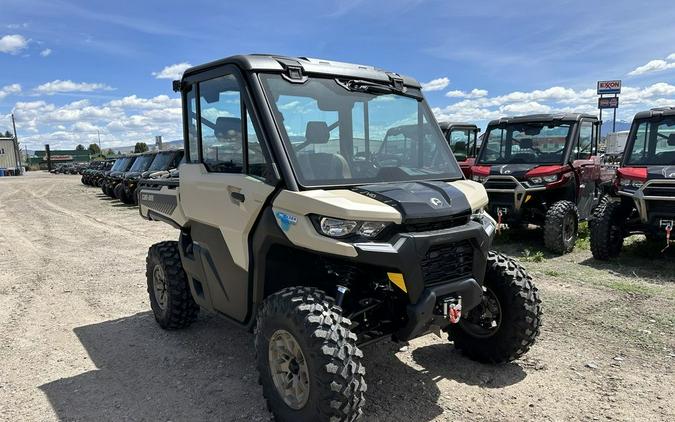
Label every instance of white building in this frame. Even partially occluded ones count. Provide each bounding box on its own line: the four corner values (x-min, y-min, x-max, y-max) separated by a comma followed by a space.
0, 136, 21, 172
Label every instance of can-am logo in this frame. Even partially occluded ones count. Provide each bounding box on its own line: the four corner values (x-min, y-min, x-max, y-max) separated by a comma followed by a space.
499, 165, 511, 174
662, 167, 675, 178
429, 197, 444, 208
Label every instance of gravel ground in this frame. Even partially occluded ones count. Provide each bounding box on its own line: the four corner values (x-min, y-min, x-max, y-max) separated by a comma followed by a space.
1, 172, 674, 421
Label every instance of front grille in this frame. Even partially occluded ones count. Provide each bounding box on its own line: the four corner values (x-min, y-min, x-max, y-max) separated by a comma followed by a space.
421, 240, 474, 286
403, 214, 469, 233
644, 183, 675, 198
485, 179, 518, 190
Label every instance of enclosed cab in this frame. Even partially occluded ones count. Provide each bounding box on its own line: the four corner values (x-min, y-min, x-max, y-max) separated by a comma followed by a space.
591, 107, 675, 259
136, 54, 541, 421
101, 155, 137, 197
439, 122, 481, 177
471, 113, 611, 253
125, 149, 184, 204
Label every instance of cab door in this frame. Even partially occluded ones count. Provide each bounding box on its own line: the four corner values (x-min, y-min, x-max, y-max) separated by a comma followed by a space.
179, 69, 276, 322
572, 119, 598, 219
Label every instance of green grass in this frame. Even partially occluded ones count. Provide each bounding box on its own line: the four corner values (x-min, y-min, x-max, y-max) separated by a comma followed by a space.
544, 269, 562, 277
575, 221, 590, 250
606, 279, 658, 296
521, 248, 545, 262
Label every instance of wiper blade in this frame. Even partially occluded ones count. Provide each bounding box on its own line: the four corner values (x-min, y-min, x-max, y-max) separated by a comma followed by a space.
336, 78, 420, 99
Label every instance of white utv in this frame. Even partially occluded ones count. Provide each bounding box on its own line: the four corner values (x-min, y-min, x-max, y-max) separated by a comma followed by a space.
138, 54, 542, 422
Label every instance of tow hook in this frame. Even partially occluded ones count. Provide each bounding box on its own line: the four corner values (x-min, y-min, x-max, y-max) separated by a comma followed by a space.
662, 224, 672, 253
497, 208, 507, 234
442, 296, 462, 324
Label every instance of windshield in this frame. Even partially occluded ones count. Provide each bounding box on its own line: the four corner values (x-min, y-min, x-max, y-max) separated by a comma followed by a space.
260, 74, 462, 187
625, 117, 675, 165
129, 154, 155, 172
478, 123, 572, 164
111, 158, 127, 171
148, 151, 180, 171
446, 128, 477, 161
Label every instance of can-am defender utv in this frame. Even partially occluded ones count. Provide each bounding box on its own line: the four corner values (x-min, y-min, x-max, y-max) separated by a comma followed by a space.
123, 149, 184, 204
471, 114, 612, 254
102, 155, 137, 197
138, 55, 541, 422
113, 151, 159, 203
591, 107, 675, 259
439, 122, 481, 178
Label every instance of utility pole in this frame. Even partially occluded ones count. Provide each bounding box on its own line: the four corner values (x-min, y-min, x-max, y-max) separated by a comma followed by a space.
11, 113, 22, 172
97, 129, 102, 157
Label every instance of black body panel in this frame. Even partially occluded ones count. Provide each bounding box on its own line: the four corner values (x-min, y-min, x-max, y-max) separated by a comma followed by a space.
487, 164, 538, 178
353, 181, 471, 222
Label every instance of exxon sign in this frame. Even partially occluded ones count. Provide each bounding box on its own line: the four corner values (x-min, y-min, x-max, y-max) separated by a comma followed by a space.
597, 80, 622, 95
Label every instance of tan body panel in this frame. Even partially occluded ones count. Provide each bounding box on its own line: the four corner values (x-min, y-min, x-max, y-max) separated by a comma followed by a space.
180, 164, 275, 270
273, 189, 402, 257
449, 180, 489, 212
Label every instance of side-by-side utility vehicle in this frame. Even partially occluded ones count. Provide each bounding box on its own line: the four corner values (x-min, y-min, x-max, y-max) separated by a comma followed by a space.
114, 151, 158, 202
101, 155, 137, 197
122, 149, 184, 204
591, 107, 675, 259
471, 114, 613, 254
137, 55, 541, 421
439, 121, 481, 178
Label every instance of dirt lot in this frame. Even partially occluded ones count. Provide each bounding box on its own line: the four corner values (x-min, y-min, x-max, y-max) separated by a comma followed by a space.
1, 172, 674, 421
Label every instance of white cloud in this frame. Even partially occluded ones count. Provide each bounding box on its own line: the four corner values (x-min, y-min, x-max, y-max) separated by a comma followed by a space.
40, 48, 52, 57
434, 82, 675, 124
421, 77, 449, 92
0, 83, 21, 100
34, 80, 114, 95
445, 88, 488, 99
152, 62, 192, 80
628, 54, 675, 76
108, 94, 180, 109
0, 34, 28, 54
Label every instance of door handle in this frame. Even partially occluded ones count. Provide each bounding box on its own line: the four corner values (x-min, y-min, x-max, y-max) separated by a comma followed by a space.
230, 191, 245, 202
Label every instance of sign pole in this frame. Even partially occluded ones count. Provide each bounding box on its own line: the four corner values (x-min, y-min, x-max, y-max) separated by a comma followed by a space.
612, 94, 617, 132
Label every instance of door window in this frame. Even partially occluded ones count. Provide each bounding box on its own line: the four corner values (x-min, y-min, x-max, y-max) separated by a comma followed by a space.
577, 122, 593, 160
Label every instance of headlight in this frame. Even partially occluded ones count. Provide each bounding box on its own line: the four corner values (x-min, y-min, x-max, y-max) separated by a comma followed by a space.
528, 176, 543, 184
317, 217, 390, 239
620, 178, 643, 189
472, 175, 487, 183
542, 174, 558, 183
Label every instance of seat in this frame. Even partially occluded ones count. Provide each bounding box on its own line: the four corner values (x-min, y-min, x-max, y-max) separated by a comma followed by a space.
297, 121, 351, 180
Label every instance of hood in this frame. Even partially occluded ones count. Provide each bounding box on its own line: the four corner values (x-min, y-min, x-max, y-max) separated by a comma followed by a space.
353, 181, 471, 222
487, 164, 540, 178
124, 171, 142, 180
648, 166, 675, 180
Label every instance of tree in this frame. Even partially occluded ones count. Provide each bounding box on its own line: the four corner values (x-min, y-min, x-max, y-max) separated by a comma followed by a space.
88, 143, 101, 156
105, 148, 115, 156
75, 144, 85, 151
4, 130, 12, 138
134, 142, 149, 153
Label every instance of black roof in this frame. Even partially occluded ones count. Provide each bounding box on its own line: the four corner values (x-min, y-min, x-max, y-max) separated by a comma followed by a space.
633, 107, 675, 119
438, 121, 480, 131
182, 54, 421, 89
487, 113, 597, 126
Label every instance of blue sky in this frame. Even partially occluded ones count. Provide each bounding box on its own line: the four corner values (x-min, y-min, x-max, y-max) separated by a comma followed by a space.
1, 0, 674, 149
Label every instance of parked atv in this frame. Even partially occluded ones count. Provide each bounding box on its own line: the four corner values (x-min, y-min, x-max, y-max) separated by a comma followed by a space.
439, 122, 481, 178
101, 155, 137, 197
113, 151, 158, 203
591, 107, 675, 259
123, 149, 183, 204
471, 113, 613, 254
137, 55, 541, 422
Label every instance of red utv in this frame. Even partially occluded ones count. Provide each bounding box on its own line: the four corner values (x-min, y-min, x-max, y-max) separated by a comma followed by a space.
591, 107, 675, 259
439, 122, 481, 177
471, 113, 613, 254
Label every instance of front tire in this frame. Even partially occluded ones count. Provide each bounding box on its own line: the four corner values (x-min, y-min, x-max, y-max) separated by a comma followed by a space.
146, 241, 199, 329
543, 200, 578, 254
255, 287, 366, 422
113, 183, 124, 200
449, 251, 542, 363
590, 201, 625, 260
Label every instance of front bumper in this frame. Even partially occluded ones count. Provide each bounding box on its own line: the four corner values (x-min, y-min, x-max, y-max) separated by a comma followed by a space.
352, 216, 496, 340
482, 176, 545, 219
618, 179, 675, 225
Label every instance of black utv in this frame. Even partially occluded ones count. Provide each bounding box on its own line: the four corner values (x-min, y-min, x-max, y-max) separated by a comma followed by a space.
113, 151, 158, 203
102, 155, 137, 197
122, 149, 184, 204
591, 107, 675, 259
471, 113, 613, 254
